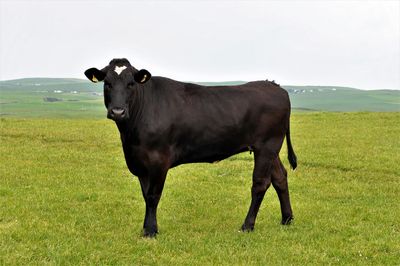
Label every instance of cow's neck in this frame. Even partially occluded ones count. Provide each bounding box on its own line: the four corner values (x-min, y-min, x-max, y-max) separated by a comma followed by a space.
115, 120, 141, 148
130, 85, 146, 124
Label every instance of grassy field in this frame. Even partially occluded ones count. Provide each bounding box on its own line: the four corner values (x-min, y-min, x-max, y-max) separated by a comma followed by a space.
1, 112, 399, 265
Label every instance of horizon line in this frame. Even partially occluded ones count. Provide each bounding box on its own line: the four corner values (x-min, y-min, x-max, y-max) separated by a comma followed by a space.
0, 76, 399, 91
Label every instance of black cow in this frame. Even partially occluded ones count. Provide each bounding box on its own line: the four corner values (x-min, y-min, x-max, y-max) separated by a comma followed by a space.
85, 58, 297, 237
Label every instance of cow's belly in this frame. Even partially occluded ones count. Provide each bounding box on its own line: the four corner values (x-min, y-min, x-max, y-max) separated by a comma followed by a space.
174, 146, 250, 165
172, 131, 252, 166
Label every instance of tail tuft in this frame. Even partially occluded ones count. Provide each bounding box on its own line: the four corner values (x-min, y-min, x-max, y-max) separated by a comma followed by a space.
288, 147, 297, 170
286, 123, 297, 170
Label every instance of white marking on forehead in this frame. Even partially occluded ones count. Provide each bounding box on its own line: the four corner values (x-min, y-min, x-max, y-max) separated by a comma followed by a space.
114, 65, 127, 75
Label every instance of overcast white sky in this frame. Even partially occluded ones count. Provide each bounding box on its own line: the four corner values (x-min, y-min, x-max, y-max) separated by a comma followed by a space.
0, 0, 399, 90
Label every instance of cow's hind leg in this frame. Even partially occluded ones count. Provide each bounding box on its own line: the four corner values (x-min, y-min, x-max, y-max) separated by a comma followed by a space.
272, 157, 293, 225
241, 149, 275, 231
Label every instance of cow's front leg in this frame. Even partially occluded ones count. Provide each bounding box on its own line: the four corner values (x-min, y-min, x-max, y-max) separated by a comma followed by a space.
138, 164, 168, 237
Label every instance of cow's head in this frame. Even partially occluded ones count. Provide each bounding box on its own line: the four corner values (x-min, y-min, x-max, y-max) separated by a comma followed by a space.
84, 58, 151, 121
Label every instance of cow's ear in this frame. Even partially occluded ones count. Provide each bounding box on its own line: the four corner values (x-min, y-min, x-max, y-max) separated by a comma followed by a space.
134, 69, 151, 84
84, 68, 106, 83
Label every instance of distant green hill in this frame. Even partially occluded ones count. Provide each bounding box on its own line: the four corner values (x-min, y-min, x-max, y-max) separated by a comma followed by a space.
284, 85, 399, 112
0, 78, 104, 118
0, 78, 398, 118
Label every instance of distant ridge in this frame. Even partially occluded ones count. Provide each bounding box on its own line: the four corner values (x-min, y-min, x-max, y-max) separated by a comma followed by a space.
1, 78, 398, 91
0, 78, 399, 117
0, 78, 86, 85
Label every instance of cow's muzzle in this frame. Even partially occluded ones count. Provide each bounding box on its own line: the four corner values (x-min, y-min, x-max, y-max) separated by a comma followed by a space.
108, 107, 128, 121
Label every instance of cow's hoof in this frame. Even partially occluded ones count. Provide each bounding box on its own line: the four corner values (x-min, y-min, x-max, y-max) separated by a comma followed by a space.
240, 224, 254, 232
143, 228, 158, 238
281, 215, 293, 225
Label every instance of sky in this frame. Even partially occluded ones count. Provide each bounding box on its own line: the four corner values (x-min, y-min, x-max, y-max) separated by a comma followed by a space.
0, 0, 399, 90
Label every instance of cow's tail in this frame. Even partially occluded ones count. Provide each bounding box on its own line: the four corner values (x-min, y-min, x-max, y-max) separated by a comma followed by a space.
286, 119, 297, 170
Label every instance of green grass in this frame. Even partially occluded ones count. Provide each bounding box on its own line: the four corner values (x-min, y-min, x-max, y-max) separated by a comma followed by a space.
1, 113, 399, 264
